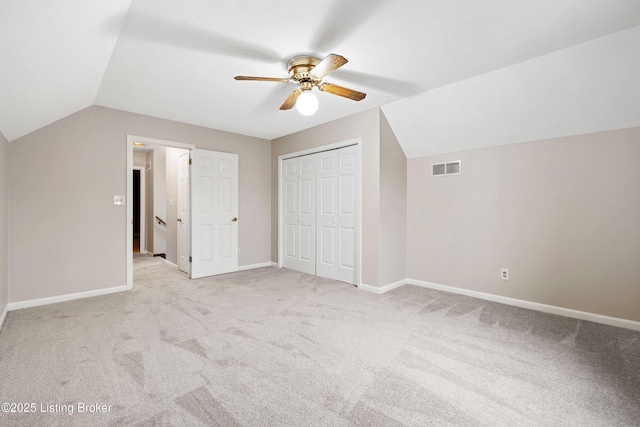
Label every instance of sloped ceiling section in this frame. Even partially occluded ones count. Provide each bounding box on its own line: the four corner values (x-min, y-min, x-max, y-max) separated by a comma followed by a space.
93, 0, 640, 141
2, 0, 640, 149
0, 1, 132, 142
382, 25, 640, 158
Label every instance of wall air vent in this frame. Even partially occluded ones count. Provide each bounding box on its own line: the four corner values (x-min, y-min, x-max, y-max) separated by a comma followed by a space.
432, 163, 446, 176
432, 160, 461, 176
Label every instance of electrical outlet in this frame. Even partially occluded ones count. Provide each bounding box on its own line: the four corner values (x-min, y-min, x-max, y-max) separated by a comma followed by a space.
501, 268, 509, 281
273, 254, 277, 261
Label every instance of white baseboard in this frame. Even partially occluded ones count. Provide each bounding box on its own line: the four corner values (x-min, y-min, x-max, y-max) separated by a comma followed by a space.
406, 279, 640, 332
7, 285, 129, 311
359, 277, 640, 331
358, 279, 407, 294
164, 259, 178, 268
238, 262, 276, 271
0, 305, 7, 332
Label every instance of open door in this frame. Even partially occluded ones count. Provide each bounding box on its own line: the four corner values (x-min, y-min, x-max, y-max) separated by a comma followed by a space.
190, 149, 239, 279
178, 152, 190, 273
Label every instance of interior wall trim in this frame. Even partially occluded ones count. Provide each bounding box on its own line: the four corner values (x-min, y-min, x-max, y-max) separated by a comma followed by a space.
164, 259, 178, 269
359, 278, 640, 331
5, 273, 637, 332
126, 134, 196, 290
0, 306, 7, 332
358, 280, 407, 294
238, 262, 274, 271
6, 285, 128, 312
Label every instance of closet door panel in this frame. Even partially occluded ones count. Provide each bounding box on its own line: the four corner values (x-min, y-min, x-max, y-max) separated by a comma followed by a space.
282, 157, 316, 275
316, 145, 358, 284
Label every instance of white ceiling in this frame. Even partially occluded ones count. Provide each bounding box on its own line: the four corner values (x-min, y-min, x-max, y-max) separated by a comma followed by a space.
383, 24, 640, 157
2, 1, 640, 154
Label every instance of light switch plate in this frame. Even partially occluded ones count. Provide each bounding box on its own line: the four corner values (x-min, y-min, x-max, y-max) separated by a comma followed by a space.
114, 195, 125, 205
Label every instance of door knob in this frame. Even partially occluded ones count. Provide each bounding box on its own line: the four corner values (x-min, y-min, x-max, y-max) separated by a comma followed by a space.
177, 218, 182, 222
231, 217, 238, 222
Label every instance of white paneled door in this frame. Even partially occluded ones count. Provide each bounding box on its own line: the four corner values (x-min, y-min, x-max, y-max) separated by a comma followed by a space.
282, 145, 359, 284
190, 149, 239, 279
282, 156, 316, 275
316, 146, 358, 283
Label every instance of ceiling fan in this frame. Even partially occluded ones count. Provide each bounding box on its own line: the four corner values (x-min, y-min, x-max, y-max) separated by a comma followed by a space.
234, 53, 366, 115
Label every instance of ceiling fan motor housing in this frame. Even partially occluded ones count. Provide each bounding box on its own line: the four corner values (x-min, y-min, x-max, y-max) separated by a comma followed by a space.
288, 56, 322, 86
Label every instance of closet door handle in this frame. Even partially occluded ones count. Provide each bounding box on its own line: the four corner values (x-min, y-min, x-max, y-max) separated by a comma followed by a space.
231, 217, 238, 222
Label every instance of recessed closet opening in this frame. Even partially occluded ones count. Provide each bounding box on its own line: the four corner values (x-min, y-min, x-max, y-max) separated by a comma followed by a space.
277, 139, 362, 285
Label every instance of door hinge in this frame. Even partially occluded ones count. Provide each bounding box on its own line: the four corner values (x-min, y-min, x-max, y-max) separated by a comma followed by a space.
189, 158, 193, 165
189, 256, 192, 262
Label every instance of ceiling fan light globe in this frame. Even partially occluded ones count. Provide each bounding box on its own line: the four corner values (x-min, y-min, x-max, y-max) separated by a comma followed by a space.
296, 91, 319, 116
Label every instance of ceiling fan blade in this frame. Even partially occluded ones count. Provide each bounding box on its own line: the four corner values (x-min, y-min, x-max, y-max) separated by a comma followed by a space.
319, 83, 366, 101
309, 54, 348, 79
234, 76, 290, 83
280, 89, 302, 110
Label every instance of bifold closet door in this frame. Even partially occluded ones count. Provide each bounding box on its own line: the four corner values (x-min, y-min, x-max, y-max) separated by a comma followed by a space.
282, 145, 358, 284
282, 155, 316, 275
316, 146, 357, 284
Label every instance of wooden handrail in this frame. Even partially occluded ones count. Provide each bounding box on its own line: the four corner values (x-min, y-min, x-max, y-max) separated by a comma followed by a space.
155, 216, 166, 226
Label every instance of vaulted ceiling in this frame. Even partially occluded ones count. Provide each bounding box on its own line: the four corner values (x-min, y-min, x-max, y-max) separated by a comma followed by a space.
2, 1, 640, 156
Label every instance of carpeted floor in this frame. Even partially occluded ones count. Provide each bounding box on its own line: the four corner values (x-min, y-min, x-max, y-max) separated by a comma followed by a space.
0, 257, 638, 426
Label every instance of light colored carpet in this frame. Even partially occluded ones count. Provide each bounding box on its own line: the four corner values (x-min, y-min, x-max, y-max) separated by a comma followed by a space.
0, 257, 638, 426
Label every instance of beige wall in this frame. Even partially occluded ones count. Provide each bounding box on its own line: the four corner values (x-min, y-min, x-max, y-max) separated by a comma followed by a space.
271, 108, 381, 285
379, 111, 407, 285
8, 106, 271, 303
407, 127, 640, 322
0, 131, 8, 315
8, 102, 636, 325
133, 151, 146, 167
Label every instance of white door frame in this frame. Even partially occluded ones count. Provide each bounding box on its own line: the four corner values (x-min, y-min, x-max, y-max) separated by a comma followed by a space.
126, 135, 195, 290
277, 138, 362, 285
132, 165, 146, 254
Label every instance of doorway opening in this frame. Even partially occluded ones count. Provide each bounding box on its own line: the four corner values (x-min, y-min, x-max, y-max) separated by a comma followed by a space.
127, 136, 241, 289
132, 167, 146, 254
127, 135, 195, 289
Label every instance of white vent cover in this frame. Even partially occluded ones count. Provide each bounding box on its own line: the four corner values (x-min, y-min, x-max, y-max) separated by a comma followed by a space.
432, 160, 461, 176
